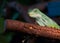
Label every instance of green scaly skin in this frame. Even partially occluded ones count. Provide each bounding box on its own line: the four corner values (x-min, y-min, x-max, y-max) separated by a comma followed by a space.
28, 8, 60, 29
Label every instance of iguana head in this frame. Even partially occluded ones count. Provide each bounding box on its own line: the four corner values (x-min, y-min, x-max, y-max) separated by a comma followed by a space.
28, 9, 41, 18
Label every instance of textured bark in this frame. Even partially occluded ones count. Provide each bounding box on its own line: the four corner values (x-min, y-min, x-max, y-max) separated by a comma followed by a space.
6, 19, 60, 40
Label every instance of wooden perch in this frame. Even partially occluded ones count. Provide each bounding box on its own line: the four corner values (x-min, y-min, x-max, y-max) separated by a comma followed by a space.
6, 19, 60, 40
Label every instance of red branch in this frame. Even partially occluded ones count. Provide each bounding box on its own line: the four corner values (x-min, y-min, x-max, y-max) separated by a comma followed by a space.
6, 19, 60, 40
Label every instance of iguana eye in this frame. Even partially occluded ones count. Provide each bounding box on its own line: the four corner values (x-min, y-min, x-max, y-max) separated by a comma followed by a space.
34, 10, 37, 12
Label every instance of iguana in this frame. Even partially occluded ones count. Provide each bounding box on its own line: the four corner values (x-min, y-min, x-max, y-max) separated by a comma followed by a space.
28, 8, 60, 29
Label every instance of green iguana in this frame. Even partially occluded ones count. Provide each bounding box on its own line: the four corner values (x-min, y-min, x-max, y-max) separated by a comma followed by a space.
28, 8, 60, 29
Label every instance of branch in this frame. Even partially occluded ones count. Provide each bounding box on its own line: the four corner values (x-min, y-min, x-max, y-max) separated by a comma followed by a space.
6, 19, 60, 40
